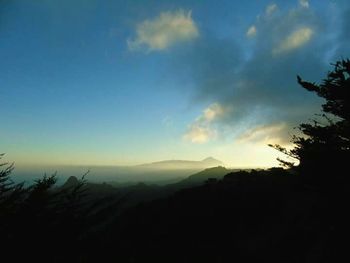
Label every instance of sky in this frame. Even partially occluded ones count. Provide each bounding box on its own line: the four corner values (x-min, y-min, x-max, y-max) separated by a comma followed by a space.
0, 0, 349, 168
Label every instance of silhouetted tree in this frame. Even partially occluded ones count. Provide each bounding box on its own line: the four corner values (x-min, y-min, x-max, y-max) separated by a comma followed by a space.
270, 59, 350, 186
0, 154, 27, 245
0, 154, 93, 261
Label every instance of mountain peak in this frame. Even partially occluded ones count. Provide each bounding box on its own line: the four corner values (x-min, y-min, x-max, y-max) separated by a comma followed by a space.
201, 157, 224, 166
201, 157, 220, 162
202, 157, 217, 162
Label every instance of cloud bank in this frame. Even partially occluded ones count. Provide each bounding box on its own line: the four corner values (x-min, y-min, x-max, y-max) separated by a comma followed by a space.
180, 1, 349, 145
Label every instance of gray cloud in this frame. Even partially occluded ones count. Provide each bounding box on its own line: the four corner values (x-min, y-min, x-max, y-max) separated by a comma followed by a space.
334, 8, 350, 58
179, 2, 350, 144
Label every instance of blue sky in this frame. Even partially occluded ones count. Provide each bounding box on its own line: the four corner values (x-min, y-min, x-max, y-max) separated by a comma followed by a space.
0, 0, 349, 167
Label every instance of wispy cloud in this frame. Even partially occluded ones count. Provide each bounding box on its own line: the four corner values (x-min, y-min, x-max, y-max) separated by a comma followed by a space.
246, 25, 257, 38
299, 0, 309, 8
127, 9, 199, 52
265, 4, 278, 16
237, 123, 291, 145
184, 103, 226, 144
273, 27, 314, 54
183, 125, 215, 144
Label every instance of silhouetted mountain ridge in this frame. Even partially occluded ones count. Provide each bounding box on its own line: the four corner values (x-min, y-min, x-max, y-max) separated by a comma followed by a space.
104, 168, 349, 263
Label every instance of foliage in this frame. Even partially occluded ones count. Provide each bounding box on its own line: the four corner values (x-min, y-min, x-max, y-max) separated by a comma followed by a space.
270, 59, 350, 185
0, 154, 91, 261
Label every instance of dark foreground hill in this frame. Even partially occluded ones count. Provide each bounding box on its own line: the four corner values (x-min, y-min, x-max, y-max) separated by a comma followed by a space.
81, 168, 349, 263
166, 166, 230, 188
2, 166, 349, 262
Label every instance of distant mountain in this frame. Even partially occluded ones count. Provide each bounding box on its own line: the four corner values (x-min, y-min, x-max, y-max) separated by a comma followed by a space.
13, 157, 226, 185
137, 157, 224, 170
201, 157, 224, 166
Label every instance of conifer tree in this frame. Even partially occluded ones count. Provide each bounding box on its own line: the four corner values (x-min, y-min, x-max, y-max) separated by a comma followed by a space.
270, 59, 350, 185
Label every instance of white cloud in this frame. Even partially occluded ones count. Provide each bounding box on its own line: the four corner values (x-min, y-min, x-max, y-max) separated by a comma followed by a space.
127, 9, 199, 52
273, 27, 314, 54
265, 4, 278, 16
246, 25, 257, 38
184, 103, 225, 144
237, 123, 290, 145
203, 103, 224, 121
183, 125, 215, 144
299, 0, 309, 8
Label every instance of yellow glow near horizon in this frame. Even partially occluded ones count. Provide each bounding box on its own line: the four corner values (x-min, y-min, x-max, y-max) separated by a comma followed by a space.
5, 139, 294, 169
